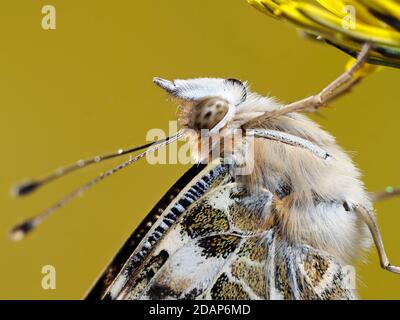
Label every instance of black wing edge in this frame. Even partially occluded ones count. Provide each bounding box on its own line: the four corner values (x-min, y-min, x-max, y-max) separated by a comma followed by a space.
84, 164, 206, 300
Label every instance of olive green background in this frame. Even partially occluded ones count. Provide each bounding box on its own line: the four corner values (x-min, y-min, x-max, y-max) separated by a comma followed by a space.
1, 0, 399, 299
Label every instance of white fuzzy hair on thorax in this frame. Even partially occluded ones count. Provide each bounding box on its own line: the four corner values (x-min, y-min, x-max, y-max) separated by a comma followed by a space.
154, 77, 372, 263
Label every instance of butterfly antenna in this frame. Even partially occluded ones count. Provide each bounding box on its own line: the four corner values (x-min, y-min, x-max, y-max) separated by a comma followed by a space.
9, 131, 184, 241
12, 140, 166, 197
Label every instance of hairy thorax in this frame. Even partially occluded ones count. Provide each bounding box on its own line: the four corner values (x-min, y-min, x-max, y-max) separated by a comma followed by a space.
179, 93, 372, 263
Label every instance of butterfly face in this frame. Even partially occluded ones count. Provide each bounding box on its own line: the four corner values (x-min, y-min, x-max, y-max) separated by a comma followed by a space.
153, 77, 247, 132
188, 97, 230, 131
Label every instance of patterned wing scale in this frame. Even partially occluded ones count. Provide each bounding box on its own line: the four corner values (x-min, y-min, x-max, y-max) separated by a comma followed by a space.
268, 238, 355, 300
86, 160, 355, 300
98, 160, 232, 299
85, 163, 215, 299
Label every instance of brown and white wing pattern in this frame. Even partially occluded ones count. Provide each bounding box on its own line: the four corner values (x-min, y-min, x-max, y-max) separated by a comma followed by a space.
86, 160, 355, 300
87, 160, 232, 299
266, 237, 355, 300
84, 162, 219, 299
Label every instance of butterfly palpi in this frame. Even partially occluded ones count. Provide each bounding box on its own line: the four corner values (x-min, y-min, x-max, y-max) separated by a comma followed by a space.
10, 43, 400, 300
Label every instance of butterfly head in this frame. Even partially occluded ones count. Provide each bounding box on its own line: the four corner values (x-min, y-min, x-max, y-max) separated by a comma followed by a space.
153, 77, 247, 132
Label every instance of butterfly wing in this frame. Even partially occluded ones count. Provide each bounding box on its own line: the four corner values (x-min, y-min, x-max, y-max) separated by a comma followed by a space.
85, 160, 230, 299
269, 240, 356, 300
86, 159, 355, 300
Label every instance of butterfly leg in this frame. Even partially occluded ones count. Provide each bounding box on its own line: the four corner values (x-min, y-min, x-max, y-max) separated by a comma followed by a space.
247, 129, 330, 160
370, 187, 400, 202
283, 43, 372, 114
354, 204, 400, 274
243, 43, 372, 128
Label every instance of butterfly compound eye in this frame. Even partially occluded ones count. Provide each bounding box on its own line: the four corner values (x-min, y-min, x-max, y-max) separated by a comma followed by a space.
190, 97, 230, 131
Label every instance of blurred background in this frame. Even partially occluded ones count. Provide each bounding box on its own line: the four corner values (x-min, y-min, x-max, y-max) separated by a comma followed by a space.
1, 0, 399, 299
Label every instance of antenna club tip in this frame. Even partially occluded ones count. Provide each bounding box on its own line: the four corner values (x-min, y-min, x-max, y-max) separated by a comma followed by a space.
12, 180, 40, 197
9, 220, 35, 242
9, 229, 25, 242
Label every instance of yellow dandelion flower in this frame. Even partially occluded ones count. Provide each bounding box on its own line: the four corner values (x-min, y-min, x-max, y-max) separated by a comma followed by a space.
248, 0, 400, 68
